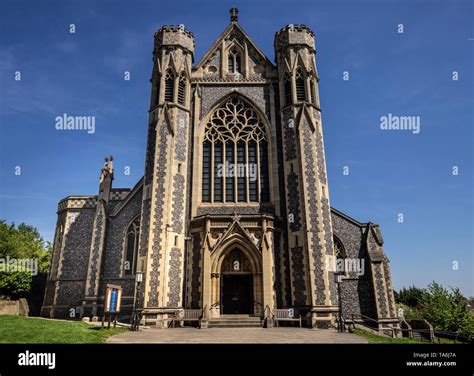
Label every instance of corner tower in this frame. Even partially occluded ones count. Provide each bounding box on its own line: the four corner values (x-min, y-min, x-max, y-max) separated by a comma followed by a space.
136, 25, 194, 326
274, 25, 338, 328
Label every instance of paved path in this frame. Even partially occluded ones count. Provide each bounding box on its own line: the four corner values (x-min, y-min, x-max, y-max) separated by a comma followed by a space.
107, 327, 368, 344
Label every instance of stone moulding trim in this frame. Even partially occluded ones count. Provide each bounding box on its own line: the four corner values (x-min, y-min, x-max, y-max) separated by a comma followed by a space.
147, 122, 170, 307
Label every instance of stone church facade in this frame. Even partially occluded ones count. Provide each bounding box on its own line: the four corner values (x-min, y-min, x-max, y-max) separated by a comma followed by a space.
41, 8, 398, 330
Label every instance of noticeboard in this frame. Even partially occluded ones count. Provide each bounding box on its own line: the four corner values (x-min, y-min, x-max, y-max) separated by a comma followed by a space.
105, 284, 123, 313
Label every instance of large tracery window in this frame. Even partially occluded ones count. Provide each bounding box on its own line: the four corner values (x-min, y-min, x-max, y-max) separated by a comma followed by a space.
202, 96, 270, 203
124, 217, 140, 275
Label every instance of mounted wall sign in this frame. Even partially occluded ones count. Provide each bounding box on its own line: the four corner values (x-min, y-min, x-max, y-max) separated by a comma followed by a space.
105, 284, 122, 314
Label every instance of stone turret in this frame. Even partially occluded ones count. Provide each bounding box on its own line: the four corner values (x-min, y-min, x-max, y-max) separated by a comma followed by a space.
136, 23, 195, 327
274, 24, 336, 328
274, 24, 316, 54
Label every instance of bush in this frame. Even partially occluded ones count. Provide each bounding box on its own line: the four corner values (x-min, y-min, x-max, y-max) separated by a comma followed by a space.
397, 282, 474, 335
397, 285, 426, 307
0, 270, 33, 299
0, 220, 51, 313
397, 303, 423, 321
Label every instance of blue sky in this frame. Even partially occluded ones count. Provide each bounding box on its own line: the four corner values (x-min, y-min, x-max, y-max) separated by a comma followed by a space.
0, 0, 472, 295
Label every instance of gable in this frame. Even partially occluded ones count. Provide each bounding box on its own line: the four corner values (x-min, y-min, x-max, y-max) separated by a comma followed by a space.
193, 22, 276, 81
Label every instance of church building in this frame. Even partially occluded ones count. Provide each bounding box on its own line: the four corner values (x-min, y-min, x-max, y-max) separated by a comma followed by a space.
41, 8, 398, 330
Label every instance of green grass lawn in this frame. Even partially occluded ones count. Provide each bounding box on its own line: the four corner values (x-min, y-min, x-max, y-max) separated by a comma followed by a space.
0, 315, 127, 344
353, 328, 465, 344
353, 328, 428, 344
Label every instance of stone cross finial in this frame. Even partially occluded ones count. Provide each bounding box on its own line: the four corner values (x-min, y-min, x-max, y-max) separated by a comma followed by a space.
230, 7, 238, 22
231, 211, 241, 222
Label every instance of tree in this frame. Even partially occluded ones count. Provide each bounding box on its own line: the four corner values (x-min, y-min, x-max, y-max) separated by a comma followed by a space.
397, 285, 426, 308
0, 221, 50, 273
397, 282, 474, 335
0, 220, 51, 314
421, 282, 474, 334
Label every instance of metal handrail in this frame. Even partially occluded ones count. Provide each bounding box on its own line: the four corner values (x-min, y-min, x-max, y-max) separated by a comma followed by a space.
351, 314, 401, 337
350, 314, 474, 343
434, 330, 473, 344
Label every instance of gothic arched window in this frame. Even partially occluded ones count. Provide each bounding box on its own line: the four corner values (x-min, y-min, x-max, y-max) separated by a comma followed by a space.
295, 67, 306, 102
164, 69, 175, 102
202, 95, 269, 203
228, 48, 242, 74
177, 72, 186, 105
124, 217, 140, 275
284, 72, 292, 105
222, 249, 251, 272
333, 236, 347, 275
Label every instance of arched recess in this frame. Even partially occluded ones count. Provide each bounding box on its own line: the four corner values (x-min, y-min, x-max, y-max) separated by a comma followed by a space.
209, 235, 263, 317
195, 92, 274, 207
121, 215, 141, 277
211, 235, 262, 274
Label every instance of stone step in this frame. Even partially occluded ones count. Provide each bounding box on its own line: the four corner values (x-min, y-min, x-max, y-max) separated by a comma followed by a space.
209, 322, 262, 328
209, 318, 262, 323
209, 316, 263, 328
216, 315, 261, 321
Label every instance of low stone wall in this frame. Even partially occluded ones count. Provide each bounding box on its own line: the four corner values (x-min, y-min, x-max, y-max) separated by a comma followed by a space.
0, 298, 29, 316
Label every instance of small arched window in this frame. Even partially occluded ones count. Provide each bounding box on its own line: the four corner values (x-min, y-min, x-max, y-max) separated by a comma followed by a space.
333, 236, 347, 275
295, 68, 306, 101
124, 217, 140, 275
228, 48, 242, 74
177, 72, 186, 105
164, 69, 175, 102
284, 72, 292, 106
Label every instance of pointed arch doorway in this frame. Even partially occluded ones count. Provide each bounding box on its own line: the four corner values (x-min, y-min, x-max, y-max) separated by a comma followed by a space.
220, 249, 254, 314
209, 238, 263, 318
